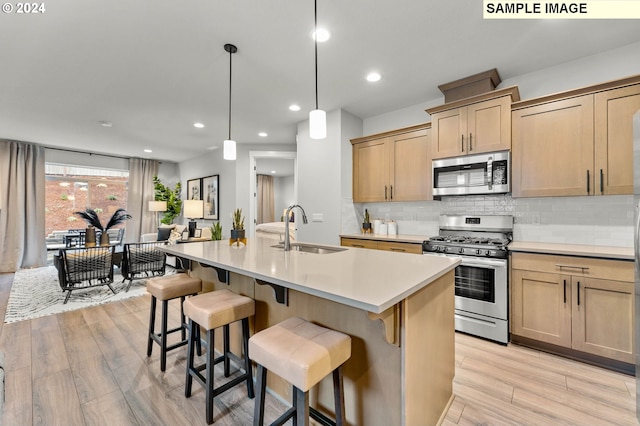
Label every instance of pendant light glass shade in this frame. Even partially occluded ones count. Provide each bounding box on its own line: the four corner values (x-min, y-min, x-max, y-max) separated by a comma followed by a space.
309, 109, 326, 139
223, 139, 237, 160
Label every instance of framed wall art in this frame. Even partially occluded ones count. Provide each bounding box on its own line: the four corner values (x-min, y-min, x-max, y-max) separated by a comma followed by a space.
186, 178, 201, 201
202, 175, 219, 220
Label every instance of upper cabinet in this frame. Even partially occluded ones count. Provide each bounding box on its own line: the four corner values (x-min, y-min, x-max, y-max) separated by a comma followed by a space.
512, 76, 640, 197
352, 123, 431, 203
426, 87, 520, 159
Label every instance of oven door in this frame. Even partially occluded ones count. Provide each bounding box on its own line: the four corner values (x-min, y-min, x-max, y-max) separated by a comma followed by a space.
453, 256, 507, 321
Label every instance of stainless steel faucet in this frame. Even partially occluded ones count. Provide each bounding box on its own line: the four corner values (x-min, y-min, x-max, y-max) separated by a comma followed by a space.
283, 204, 308, 251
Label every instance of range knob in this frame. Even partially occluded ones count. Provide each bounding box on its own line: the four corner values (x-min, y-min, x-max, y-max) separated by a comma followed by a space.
485, 250, 492, 256
444, 247, 450, 253
458, 247, 465, 254
476, 249, 481, 255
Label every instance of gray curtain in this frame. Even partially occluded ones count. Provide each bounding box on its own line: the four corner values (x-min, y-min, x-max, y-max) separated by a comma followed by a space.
126, 158, 159, 243
0, 140, 47, 272
257, 174, 275, 224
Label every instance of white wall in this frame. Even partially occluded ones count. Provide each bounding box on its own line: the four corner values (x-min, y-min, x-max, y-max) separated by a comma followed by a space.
297, 109, 362, 245
274, 175, 295, 220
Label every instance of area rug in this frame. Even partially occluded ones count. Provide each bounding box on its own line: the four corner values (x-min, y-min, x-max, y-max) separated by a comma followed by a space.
4, 266, 175, 324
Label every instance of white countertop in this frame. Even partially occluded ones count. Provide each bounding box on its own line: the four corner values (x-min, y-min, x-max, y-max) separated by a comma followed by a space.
340, 233, 428, 244
161, 238, 459, 314
508, 241, 634, 261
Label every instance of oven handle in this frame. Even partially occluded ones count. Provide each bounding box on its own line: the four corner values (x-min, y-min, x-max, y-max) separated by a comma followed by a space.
457, 257, 507, 269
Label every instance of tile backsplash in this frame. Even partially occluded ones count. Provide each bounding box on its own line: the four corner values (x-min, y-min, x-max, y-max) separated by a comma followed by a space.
344, 194, 634, 248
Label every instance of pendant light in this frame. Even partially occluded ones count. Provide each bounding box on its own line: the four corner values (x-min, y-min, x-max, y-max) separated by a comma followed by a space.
223, 43, 238, 160
309, 0, 326, 140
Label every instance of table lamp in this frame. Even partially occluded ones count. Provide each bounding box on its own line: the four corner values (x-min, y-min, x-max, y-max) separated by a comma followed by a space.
183, 199, 203, 237
148, 201, 167, 227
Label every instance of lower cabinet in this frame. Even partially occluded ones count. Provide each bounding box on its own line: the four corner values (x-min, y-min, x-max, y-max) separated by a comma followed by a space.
511, 252, 634, 364
340, 237, 423, 254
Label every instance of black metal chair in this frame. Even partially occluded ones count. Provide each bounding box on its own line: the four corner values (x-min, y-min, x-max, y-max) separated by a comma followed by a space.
64, 230, 86, 247
121, 242, 167, 292
59, 246, 116, 304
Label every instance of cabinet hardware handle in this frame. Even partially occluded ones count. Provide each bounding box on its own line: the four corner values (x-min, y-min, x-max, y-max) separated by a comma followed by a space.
600, 169, 604, 194
353, 244, 365, 248
586, 170, 590, 194
390, 248, 406, 252
563, 279, 567, 304
390, 185, 393, 200
555, 264, 589, 272
577, 281, 581, 306
385, 185, 387, 200
469, 133, 473, 151
461, 135, 464, 152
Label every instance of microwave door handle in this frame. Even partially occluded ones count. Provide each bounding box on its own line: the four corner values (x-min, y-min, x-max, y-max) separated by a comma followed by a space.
487, 156, 493, 190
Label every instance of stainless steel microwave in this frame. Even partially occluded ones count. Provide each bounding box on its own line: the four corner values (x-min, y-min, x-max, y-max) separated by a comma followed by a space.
432, 151, 510, 196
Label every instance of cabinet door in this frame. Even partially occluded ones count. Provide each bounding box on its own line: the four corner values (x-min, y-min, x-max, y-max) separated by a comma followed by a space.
594, 84, 640, 195
511, 269, 572, 347
466, 96, 511, 154
353, 138, 389, 202
431, 107, 465, 159
512, 95, 594, 197
571, 277, 634, 363
390, 129, 431, 201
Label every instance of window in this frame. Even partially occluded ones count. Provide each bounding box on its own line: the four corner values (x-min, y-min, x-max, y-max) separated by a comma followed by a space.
45, 164, 129, 237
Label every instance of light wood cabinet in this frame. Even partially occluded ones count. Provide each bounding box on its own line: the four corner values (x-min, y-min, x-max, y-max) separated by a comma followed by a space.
511, 252, 634, 364
427, 87, 519, 159
351, 124, 431, 202
340, 237, 423, 254
512, 77, 640, 197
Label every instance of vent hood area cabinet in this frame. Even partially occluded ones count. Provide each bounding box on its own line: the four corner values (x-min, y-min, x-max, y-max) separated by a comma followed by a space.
426, 87, 520, 160
511, 76, 640, 197
351, 123, 431, 203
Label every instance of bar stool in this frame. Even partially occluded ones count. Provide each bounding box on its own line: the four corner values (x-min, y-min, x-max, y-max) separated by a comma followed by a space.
249, 316, 352, 426
146, 273, 202, 372
184, 289, 255, 425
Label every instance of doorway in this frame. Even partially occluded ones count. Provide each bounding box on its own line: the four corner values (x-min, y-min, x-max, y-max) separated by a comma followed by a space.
249, 151, 297, 237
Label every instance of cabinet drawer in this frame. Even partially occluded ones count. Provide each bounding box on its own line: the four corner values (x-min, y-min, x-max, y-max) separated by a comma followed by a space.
377, 241, 423, 254
511, 252, 633, 282
340, 238, 378, 249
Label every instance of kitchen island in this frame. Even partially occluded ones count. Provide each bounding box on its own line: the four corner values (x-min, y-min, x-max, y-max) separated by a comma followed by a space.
161, 238, 460, 426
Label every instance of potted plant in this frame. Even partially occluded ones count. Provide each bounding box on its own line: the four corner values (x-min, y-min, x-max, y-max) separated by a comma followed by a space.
230, 208, 245, 240
362, 209, 372, 233
210, 222, 223, 241
153, 176, 182, 224
75, 207, 132, 245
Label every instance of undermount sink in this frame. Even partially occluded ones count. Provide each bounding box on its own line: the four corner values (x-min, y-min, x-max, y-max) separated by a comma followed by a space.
271, 243, 347, 254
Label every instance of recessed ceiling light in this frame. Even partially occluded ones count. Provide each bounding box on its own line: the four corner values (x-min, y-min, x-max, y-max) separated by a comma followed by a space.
99, 121, 113, 127
289, 104, 301, 112
312, 28, 330, 42
144, 149, 152, 153
207, 146, 219, 151
271, 170, 277, 174
193, 122, 205, 128
366, 72, 382, 82
258, 132, 268, 137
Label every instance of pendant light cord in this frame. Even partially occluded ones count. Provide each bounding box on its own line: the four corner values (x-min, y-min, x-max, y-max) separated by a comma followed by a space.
228, 47, 233, 140
314, 0, 319, 111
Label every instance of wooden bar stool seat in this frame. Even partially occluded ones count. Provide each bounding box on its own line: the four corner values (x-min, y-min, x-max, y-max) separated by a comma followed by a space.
184, 289, 255, 425
146, 273, 202, 372
249, 316, 352, 426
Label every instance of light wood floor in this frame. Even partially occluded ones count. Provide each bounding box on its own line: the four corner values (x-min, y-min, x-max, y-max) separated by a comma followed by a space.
0, 272, 637, 425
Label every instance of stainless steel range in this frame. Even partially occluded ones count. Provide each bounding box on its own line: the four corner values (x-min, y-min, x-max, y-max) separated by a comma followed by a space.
423, 215, 513, 344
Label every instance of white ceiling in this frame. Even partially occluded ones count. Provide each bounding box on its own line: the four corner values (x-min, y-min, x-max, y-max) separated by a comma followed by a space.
1, 1, 639, 163
256, 158, 295, 177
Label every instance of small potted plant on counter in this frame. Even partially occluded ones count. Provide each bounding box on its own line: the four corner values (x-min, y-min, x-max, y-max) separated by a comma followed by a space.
210, 221, 223, 241
362, 209, 372, 234
230, 208, 246, 246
